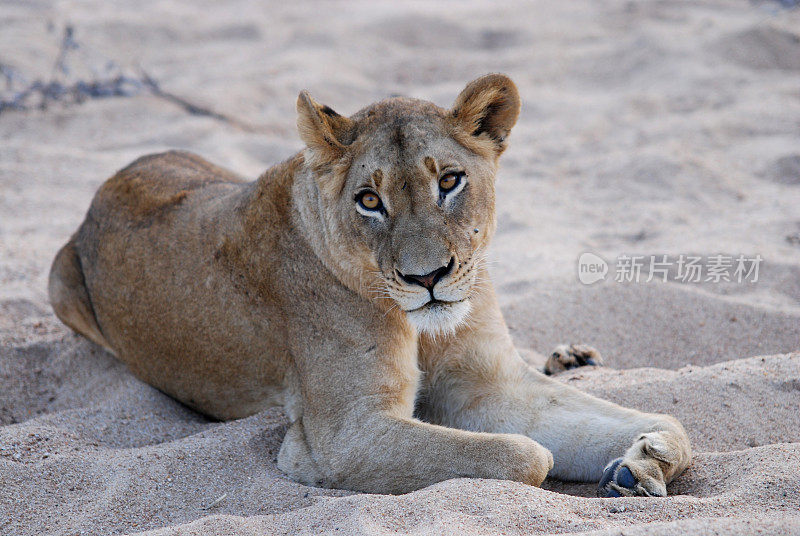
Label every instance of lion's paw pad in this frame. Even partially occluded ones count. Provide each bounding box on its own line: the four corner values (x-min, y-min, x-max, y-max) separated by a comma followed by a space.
597, 457, 639, 497
544, 344, 604, 375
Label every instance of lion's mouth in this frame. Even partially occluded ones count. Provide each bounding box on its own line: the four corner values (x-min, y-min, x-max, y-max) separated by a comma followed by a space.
403, 298, 472, 336
407, 298, 466, 313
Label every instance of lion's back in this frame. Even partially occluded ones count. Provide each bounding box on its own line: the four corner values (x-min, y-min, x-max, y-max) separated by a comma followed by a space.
89, 150, 245, 223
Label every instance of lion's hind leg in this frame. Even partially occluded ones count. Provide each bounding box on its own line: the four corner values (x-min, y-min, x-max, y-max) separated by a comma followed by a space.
48, 239, 113, 352
544, 344, 604, 375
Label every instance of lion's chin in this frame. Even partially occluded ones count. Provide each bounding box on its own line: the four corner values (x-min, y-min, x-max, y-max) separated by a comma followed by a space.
405, 299, 472, 337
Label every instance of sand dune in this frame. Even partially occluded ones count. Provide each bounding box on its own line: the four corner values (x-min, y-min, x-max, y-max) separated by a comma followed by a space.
1, 1, 799, 534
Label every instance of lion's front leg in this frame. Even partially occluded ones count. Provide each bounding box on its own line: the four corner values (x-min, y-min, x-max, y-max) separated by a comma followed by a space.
422, 357, 691, 496
418, 289, 691, 497
278, 404, 553, 494
279, 306, 553, 494
527, 374, 692, 497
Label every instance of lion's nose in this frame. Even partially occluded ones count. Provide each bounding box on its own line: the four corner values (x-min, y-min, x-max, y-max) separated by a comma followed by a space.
397, 258, 455, 291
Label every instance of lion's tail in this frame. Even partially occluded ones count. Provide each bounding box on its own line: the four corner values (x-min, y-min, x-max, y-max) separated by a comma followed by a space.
48, 238, 114, 352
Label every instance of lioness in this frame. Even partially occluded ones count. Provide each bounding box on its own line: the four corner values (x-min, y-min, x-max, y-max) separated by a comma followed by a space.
49, 74, 691, 497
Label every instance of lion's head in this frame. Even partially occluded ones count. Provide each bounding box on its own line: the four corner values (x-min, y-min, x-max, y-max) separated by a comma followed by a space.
294, 74, 520, 336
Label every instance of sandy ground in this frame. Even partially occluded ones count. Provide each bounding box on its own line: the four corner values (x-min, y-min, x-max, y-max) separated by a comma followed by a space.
1, 0, 799, 534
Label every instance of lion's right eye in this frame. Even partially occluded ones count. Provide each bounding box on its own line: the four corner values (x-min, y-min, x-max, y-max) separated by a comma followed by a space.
439, 172, 461, 192
356, 191, 383, 212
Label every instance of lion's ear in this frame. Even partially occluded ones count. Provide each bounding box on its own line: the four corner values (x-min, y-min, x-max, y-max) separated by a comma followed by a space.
450, 74, 521, 156
296, 91, 354, 163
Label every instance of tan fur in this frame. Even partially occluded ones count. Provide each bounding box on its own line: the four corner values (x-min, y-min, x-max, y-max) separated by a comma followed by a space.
49, 74, 691, 495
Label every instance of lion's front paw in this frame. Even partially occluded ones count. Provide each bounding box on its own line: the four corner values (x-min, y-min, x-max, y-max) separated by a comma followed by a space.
544, 344, 604, 375
597, 457, 666, 497
597, 428, 690, 498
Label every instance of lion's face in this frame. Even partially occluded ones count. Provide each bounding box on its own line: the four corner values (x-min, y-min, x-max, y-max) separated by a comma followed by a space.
295, 75, 521, 335
341, 103, 498, 335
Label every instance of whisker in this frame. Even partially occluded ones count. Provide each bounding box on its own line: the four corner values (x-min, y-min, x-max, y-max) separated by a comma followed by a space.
383, 302, 399, 318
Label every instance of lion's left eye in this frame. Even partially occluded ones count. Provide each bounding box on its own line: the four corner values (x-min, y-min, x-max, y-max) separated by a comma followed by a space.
439, 172, 463, 193
358, 191, 382, 211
